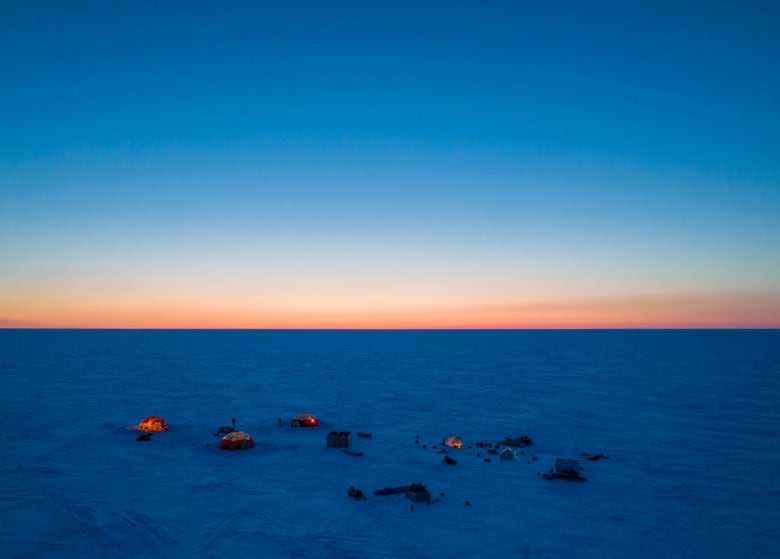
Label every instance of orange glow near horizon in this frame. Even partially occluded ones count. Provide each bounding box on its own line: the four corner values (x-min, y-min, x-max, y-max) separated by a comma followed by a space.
1, 290, 778, 329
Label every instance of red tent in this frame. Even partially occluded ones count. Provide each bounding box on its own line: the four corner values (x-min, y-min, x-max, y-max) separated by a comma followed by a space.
290, 413, 319, 427
220, 431, 255, 450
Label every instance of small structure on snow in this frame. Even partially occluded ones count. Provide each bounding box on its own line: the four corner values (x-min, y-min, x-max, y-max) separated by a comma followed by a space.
220, 431, 255, 450
290, 413, 319, 427
406, 483, 432, 504
327, 431, 352, 448
136, 415, 169, 432
499, 447, 516, 461
543, 458, 586, 481
443, 435, 463, 448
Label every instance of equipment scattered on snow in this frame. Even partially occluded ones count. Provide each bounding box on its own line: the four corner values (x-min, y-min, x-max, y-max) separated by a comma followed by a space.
215, 418, 236, 436
542, 458, 587, 481
501, 435, 533, 447
579, 452, 609, 461
348, 486, 366, 500
373, 486, 409, 496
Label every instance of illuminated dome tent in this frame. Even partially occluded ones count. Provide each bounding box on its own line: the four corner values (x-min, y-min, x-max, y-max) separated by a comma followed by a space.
136, 416, 169, 432
220, 431, 255, 450
290, 413, 319, 427
443, 435, 463, 448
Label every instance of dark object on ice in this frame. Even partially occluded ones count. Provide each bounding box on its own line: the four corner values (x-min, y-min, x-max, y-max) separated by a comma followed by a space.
487, 448, 497, 454
290, 413, 319, 427
357, 432, 372, 438
406, 483, 431, 504
502, 435, 533, 447
136, 433, 152, 442
348, 486, 366, 500
483, 458, 491, 462
542, 458, 587, 481
216, 419, 237, 435
579, 452, 610, 461
327, 431, 352, 448
442, 455, 457, 465
277, 417, 282, 426
465, 501, 471, 506
341, 449, 364, 457
373, 485, 410, 496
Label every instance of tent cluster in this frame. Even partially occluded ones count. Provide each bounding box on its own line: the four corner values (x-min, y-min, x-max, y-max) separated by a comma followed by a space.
133, 412, 322, 451
132, 416, 595, 484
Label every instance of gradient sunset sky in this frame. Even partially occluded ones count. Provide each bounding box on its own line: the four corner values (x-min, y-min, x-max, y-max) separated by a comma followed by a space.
1, 1, 779, 328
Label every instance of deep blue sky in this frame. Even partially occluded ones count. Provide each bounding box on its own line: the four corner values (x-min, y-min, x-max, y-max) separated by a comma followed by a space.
1, 1, 779, 327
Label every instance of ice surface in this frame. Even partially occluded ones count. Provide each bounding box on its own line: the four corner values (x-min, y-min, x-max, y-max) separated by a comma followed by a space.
1, 330, 779, 558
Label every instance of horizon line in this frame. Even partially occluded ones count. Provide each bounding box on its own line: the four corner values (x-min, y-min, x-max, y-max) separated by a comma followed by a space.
2, 326, 778, 331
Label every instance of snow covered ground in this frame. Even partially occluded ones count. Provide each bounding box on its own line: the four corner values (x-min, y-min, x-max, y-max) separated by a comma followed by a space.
1, 330, 778, 558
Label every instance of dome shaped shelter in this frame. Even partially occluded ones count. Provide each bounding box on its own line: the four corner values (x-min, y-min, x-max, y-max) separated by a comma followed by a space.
443, 435, 463, 448
136, 416, 169, 432
290, 413, 319, 427
220, 431, 255, 450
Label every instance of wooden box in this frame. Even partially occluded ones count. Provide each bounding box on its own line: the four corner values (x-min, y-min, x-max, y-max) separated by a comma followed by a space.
326, 431, 352, 448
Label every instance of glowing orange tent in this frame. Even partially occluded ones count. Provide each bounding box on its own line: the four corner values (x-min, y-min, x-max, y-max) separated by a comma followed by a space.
219, 431, 255, 450
290, 413, 319, 427
136, 416, 169, 432
443, 435, 463, 448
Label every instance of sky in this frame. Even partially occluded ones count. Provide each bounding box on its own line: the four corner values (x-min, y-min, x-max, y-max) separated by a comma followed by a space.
1, 0, 779, 328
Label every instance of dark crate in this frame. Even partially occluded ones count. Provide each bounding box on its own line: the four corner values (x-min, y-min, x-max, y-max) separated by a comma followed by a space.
326, 431, 352, 448
405, 484, 431, 503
